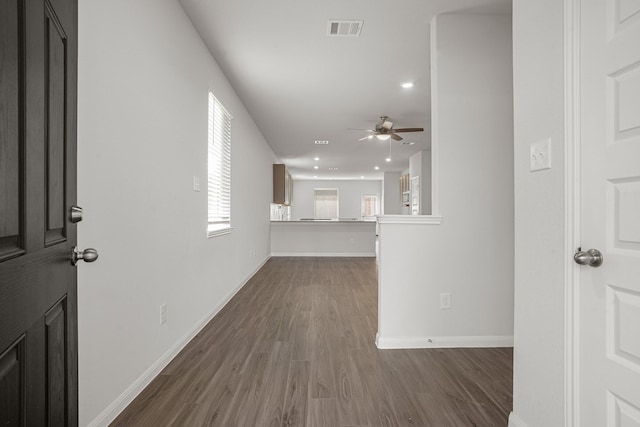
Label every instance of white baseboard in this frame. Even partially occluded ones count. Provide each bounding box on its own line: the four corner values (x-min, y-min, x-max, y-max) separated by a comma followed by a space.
87, 255, 271, 427
508, 412, 528, 427
271, 252, 375, 257
375, 333, 514, 349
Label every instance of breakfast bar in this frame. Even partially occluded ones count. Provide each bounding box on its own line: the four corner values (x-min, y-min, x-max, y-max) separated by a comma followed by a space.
270, 219, 377, 257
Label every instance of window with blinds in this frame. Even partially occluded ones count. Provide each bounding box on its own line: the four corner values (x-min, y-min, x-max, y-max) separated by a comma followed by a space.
361, 194, 380, 220
314, 188, 338, 219
208, 92, 232, 237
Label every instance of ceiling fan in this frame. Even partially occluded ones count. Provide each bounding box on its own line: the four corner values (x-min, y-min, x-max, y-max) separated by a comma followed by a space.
354, 116, 424, 142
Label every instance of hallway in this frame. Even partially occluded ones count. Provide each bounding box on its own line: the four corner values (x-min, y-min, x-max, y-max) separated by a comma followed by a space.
112, 257, 512, 426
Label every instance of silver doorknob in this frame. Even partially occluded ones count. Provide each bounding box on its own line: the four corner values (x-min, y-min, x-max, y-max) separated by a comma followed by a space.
574, 248, 603, 268
70, 206, 83, 223
71, 246, 99, 266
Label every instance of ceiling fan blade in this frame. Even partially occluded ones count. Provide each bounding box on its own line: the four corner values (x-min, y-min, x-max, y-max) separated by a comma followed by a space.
358, 135, 374, 141
391, 133, 403, 141
392, 127, 424, 133
349, 128, 376, 132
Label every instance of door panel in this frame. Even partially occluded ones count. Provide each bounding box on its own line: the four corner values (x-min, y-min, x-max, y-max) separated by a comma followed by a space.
45, 298, 68, 426
613, 0, 640, 36
610, 179, 640, 251
0, 337, 25, 426
607, 285, 640, 372
0, 0, 24, 261
580, 0, 640, 424
45, 4, 68, 246
0, 0, 78, 425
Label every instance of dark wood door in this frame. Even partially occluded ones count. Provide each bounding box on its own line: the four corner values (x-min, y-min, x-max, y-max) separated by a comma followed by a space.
0, 0, 78, 425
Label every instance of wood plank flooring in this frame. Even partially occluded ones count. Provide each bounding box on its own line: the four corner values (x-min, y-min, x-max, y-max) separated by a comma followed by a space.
111, 257, 512, 427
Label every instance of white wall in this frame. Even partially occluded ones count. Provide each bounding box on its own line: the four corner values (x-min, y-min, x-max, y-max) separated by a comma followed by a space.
383, 171, 402, 214
376, 13, 514, 349
510, 1, 566, 426
77, 0, 275, 425
290, 179, 382, 219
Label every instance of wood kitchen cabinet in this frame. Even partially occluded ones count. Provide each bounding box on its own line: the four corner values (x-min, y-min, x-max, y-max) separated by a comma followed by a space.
273, 164, 293, 205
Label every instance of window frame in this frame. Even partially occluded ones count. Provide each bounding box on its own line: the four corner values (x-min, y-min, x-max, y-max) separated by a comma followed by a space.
207, 92, 233, 238
313, 188, 339, 219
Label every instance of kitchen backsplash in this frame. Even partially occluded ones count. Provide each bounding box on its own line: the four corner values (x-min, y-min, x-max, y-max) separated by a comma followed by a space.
270, 203, 291, 221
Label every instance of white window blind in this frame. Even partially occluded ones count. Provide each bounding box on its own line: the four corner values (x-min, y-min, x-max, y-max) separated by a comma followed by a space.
208, 92, 232, 236
314, 189, 338, 219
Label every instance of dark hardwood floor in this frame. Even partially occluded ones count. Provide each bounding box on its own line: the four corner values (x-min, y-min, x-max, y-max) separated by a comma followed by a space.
111, 257, 512, 427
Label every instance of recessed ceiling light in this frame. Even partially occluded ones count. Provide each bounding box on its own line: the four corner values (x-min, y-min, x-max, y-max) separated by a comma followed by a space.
314, 157, 320, 161
314, 140, 329, 145
401, 82, 414, 89
385, 157, 391, 162
360, 176, 364, 179
314, 175, 317, 178
314, 166, 319, 169
374, 166, 380, 170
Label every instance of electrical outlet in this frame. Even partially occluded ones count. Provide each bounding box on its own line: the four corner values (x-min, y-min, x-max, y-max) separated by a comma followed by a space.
160, 304, 167, 324
440, 293, 451, 310
193, 176, 200, 192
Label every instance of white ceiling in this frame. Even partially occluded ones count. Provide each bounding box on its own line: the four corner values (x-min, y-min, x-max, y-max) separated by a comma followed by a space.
179, 0, 511, 180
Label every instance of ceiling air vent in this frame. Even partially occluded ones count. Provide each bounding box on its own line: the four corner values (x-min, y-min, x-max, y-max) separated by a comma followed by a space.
327, 20, 363, 37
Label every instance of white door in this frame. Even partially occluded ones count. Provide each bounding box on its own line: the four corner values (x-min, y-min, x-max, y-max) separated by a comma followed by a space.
579, 0, 640, 424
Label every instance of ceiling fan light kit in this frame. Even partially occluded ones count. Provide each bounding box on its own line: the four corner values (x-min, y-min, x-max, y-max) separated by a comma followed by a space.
355, 116, 424, 142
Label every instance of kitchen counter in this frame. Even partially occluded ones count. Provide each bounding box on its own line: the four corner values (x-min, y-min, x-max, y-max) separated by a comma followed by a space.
270, 220, 376, 256
271, 218, 375, 223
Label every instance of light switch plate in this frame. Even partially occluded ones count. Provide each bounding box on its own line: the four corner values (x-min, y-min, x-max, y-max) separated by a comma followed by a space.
193, 176, 200, 192
440, 293, 451, 310
160, 304, 167, 324
530, 138, 551, 172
